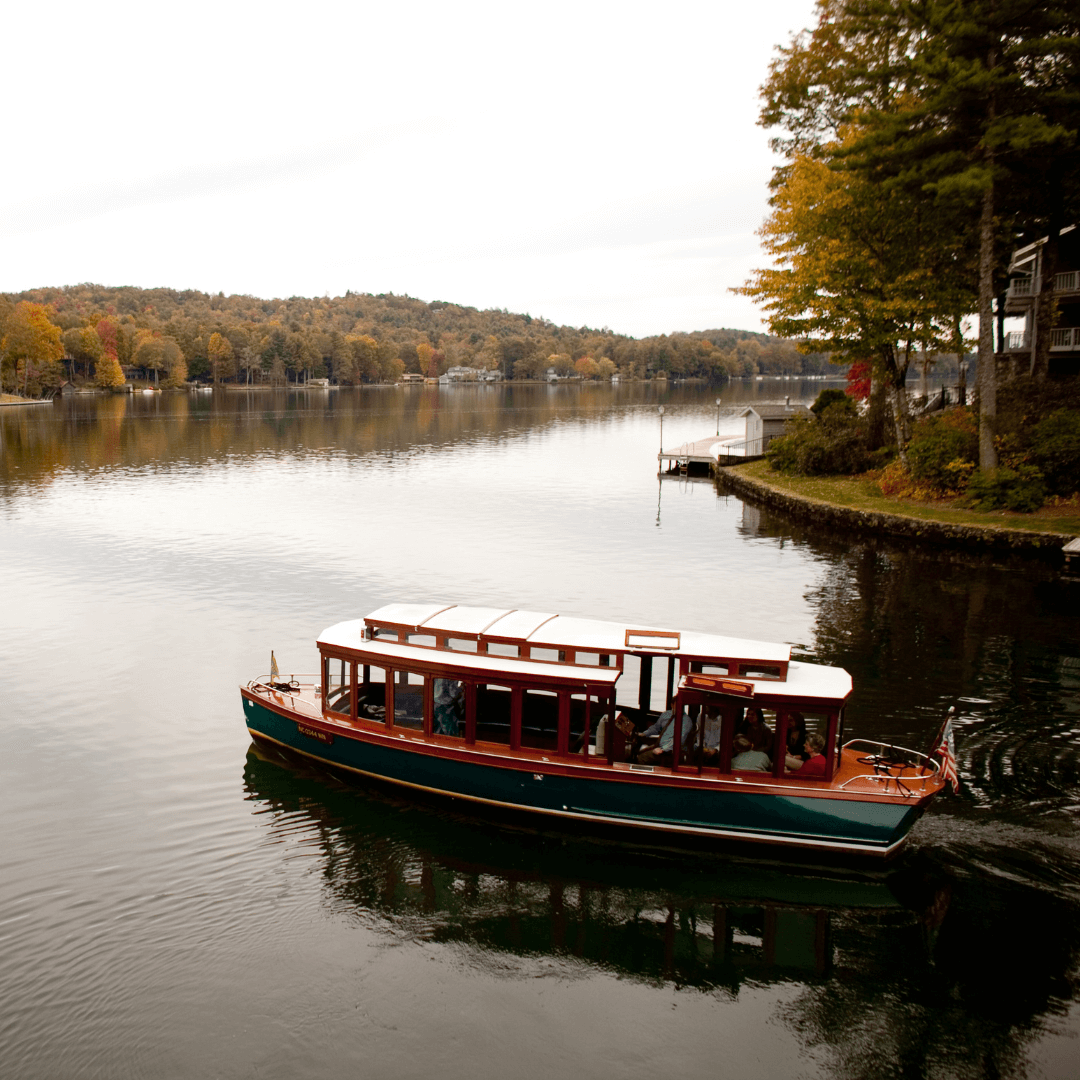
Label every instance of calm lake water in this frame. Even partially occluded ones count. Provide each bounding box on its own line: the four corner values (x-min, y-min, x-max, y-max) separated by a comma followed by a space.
2, 381, 1079, 1080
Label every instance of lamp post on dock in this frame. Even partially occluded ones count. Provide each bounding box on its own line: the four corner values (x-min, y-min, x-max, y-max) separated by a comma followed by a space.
715, 397, 722, 436
658, 405, 665, 453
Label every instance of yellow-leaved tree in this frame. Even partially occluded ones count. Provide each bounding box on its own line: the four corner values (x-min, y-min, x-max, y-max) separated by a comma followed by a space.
1, 302, 64, 397
737, 137, 970, 461
208, 333, 235, 385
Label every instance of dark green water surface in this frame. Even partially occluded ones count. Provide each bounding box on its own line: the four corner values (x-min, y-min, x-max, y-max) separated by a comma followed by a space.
2, 382, 1078, 1079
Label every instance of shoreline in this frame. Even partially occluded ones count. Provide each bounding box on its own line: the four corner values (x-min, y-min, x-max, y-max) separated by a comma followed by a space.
716, 461, 1077, 555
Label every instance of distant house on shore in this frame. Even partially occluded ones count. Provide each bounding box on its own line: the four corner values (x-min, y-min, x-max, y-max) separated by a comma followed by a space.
438, 366, 502, 384
1002, 225, 1080, 377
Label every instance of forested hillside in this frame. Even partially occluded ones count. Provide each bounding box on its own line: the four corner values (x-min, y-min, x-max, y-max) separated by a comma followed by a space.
1, 283, 828, 394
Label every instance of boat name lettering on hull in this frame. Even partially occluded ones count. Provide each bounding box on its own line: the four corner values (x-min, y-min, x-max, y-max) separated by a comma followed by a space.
297, 723, 334, 745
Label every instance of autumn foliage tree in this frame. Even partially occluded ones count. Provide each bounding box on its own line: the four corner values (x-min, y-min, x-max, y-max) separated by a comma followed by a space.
756, 0, 1080, 469
132, 329, 186, 387
93, 316, 126, 389
1, 302, 64, 397
208, 332, 235, 385
740, 142, 972, 460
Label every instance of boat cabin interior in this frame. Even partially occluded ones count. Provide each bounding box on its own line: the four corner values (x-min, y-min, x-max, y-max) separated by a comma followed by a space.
314, 604, 854, 785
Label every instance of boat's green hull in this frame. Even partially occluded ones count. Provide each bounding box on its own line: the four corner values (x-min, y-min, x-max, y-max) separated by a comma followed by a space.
243, 696, 923, 857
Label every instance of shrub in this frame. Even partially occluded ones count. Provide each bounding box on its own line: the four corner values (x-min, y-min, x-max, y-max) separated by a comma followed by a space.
811, 388, 855, 419
1030, 409, 1080, 497
906, 408, 978, 492
767, 408, 872, 475
961, 465, 1046, 513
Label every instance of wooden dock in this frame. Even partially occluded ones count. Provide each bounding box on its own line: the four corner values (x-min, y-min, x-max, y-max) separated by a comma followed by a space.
658, 435, 764, 476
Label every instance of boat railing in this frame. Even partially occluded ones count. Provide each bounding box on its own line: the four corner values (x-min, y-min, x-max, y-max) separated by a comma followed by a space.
247, 676, 324, 719
839, 739, 940, 797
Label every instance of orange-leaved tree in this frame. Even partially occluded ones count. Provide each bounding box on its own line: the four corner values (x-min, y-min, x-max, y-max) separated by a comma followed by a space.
1, 302, 64, 397
95, 317, 126, 389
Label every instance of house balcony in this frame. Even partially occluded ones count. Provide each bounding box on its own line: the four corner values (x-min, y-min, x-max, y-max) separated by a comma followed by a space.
1005, 327, 1080, 351
1007, 271, 1080, 301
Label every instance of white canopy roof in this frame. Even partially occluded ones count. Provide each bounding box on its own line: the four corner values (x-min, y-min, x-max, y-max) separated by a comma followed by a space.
318, 620, 621, 687
363, 603, 790, 663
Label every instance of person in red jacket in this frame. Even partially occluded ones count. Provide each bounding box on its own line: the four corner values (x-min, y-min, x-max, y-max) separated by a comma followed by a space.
792, 732, 827, 778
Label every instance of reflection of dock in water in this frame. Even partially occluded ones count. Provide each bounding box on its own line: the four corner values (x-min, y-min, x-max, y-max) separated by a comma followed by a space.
244, 744, 923, 989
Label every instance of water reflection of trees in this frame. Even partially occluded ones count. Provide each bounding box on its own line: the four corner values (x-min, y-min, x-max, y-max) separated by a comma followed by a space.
0, 381, 829, 492
244, 746, 1080, 1077
735, 502, 1080, 814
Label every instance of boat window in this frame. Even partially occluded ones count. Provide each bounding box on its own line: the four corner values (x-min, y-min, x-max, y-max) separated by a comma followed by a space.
530, 647, 562, 662
433, 678, 465, 738
358, 665, 388, 723
576, 652, 601, 667
407, 633, 436, 648
323, 656, 353, 719
780, 710, 831, 779
617, 654, 668, 714
485, 641, 519, 658
394, 669, 426, 730
568, 694, 608, 757
474, 684, 513, 746
691, 661, 730, 676
522, 688, 560, 751
447, 637, 479, 653
738, 664, 782, 680
723, 706, 777, 774
371, 626, 401, 642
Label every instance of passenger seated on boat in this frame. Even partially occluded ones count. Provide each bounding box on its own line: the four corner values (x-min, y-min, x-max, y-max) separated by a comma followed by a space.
737, 708, 773, 753
731, 734, 771, 772
433, 679, 465, 737
784, 713, 809, 770
636, 709, 694, 764
699, 706, 722, 762
790, 732, 827, 777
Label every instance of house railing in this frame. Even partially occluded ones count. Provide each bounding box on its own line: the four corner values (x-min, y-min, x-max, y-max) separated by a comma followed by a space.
1008, 271, 1080, 298
1005, 328, 1080, 351
1051, 327, 1080, 350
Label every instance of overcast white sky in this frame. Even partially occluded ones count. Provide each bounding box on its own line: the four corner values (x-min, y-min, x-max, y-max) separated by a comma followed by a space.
0, 0, 819, 339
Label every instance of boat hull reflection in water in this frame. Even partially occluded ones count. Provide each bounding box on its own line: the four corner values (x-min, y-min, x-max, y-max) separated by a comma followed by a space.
244, 743, 920, 988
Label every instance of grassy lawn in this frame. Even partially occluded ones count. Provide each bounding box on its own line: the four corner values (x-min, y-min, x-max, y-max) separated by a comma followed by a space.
732, 459, 1080, 536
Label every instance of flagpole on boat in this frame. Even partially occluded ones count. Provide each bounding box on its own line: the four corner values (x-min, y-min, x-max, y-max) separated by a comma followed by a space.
925, 705, 960, 791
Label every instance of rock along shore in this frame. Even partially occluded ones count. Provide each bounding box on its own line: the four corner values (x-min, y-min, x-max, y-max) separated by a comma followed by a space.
716, 465, 1072, 557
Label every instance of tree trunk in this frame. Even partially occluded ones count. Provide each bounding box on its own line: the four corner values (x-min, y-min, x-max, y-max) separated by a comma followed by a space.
1031, 207, 1062, 381
889, 382, 911, 464
977, 182, 998, 469
881, 344, 911, 465
867, 371, 888, 450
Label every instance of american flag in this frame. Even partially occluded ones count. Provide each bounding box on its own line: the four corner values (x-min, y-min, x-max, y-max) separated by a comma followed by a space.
936, 717, 960, 793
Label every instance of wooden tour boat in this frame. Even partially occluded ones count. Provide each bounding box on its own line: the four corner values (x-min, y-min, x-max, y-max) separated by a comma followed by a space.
240, 603, 950, 859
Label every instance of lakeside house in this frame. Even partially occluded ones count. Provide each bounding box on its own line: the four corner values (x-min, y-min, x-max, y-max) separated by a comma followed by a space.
438, 366, 502, 384
1003, 225, 1080, 377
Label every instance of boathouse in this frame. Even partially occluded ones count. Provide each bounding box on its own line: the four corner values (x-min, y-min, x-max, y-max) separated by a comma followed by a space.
738, 401, 812, 456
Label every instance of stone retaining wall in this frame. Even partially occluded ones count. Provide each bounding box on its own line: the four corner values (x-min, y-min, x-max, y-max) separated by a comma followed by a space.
716, 467, 1071, 556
